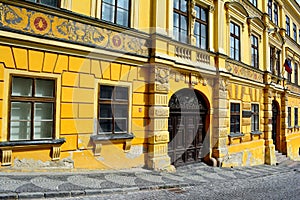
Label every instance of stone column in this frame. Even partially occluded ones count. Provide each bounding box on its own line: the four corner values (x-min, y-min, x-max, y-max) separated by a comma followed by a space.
263, 87, 277, 165
211, 76, 229, 166
147, 65, 174, 171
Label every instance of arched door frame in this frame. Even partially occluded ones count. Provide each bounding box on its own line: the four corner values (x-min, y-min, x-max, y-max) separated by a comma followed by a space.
168, 88, 210, 166
272, 100, 280, 150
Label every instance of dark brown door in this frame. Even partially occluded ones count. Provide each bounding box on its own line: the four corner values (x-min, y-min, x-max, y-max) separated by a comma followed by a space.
168, 89, 207, 166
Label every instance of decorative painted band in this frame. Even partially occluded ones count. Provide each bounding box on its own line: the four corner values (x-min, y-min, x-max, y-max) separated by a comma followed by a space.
0, 3, 149, 57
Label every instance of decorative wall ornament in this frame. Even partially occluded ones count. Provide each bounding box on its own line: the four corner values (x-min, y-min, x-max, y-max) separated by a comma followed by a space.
154, 66, 170, 84
190, 0, 196, 37
155, 133, 168, 142
225, 61, 264, 83
0, 3, 148, 56
219, 79, 228, 92
169, 90, 207, 111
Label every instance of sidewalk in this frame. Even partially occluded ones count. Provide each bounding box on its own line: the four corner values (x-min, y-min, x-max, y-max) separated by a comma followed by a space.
0, 161, 298, 199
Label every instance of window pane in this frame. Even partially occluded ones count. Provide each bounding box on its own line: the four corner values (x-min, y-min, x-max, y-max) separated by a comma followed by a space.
173, 13, 179, 27
201, 36, 206, 49
10, 102, 31, 140
102, 3, 115, 22
195, 6, 200, 19
35, 79, 54, 97
194, 22, 200, 35
118, 0, 129, 9
180, 16, 187, 31
230, 47, 234, 59
99, 119, 113, 132
230, 23, 234, 34
34, 103, 53, 120
115, 119, 127, 133
12, 77, 32, 97
10, 121, 31, 140
115, 87, 128, 100
34, 121, 53, 139
235, 26, 239, 36
200, 8, 207, 21
173, 0, 179, 9
195, 36, 200, 47
117, 9, 129, 26
180, 0, 187, 12
100, 104, 112, 118
200, 24, 206, 36
115, 104, 128, 117
11, 102, 31, 120
40, 0, 58, 6
173, 27, 179, 40
100, 85, 114, 99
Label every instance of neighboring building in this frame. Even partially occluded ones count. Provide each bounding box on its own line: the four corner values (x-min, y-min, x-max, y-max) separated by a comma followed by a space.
0, 0, 299, 170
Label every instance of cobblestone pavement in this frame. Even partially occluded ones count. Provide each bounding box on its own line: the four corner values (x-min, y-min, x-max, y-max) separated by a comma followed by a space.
0, 161, 299, 199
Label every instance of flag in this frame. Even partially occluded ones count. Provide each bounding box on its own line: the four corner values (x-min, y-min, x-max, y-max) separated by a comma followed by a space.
284, 59, 292, 74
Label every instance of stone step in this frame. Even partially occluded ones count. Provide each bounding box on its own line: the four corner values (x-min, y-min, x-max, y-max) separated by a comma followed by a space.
275, 151, 291, 165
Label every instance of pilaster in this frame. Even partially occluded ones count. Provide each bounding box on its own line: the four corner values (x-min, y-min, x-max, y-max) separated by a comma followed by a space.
263, 87, 277, 165
147, 65, 174, 172
211, 77, 229, 166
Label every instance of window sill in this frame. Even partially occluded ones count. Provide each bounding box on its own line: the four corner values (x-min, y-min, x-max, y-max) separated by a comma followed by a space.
228, 132, 244, 145
90, 133, 134, 156
294, 126, 299, 129
228, 132, 244, 138
250, 131, 262, 140
288, 126, 293, 130
0, 138, 66, 147
91, 133, 134, 141
0, 138, 66, 166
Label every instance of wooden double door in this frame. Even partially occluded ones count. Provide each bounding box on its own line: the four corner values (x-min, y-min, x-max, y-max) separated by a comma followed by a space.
168, 89, 208, 166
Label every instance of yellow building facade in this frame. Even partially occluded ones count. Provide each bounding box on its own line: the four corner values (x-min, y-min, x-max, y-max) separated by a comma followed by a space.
0, 0, 299, 171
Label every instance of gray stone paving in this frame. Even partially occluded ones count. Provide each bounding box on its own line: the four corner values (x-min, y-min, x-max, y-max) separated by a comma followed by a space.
0, 161, 298, 199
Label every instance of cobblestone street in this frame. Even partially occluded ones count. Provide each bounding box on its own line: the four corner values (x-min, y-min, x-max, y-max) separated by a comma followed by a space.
0, 161, 299, 199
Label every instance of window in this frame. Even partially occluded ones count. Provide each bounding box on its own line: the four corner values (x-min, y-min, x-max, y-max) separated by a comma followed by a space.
9, 76, 55, 141
173, 0, 209, 47
299, 29, 300, 43
27, 0, 59, 7
293, 23, 297, 42
273, 2, 278, 26
194, 5, 208, 49
230, 22, 240, 61
286, 16, 290, 36
251, 35, 259, 68
101, 0, 130, 27
98, 85, 129, 134
295, 108, 298, 127
230, 103, 240, 133
250, 0, 257, 7
268, 0, 272, 21
288, 107, 291, 127
251, 104, 259, 132
295, 63, 298, 85
173, 0, 188, 43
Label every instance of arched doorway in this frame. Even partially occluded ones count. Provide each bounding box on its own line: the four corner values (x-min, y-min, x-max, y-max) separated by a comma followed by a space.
272, 100, 280, 149
168, 89, 209, 166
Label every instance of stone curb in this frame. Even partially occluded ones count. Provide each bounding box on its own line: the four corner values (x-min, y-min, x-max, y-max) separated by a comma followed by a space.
0, 184, 192, 199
